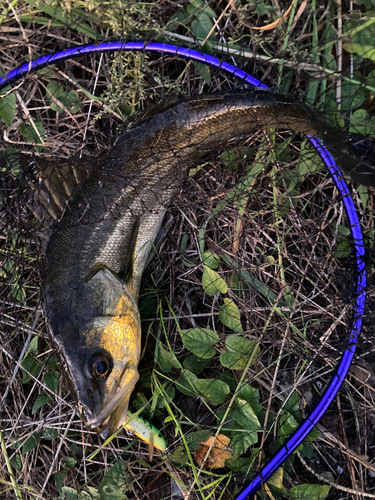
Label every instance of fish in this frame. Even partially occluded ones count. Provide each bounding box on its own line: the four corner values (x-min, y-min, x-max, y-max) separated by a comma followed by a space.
36, 89, 375, 439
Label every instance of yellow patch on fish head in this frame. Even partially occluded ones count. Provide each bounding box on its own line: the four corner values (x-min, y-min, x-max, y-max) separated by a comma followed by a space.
82, 291, 142, 436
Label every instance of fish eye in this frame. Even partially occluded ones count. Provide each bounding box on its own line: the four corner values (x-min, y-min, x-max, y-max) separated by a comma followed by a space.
88, 352, 112, 379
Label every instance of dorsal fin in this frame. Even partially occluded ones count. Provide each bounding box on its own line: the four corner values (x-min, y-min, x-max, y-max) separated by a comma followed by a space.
20, 155, 91, 226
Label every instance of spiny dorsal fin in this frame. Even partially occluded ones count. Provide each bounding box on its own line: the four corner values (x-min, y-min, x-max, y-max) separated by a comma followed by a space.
20, 155, 90, 226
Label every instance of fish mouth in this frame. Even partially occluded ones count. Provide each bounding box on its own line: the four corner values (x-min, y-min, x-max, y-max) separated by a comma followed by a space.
83, 364, 139, 438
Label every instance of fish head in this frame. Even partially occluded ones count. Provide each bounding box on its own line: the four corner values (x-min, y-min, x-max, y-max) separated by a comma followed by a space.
54, 268, 142, 438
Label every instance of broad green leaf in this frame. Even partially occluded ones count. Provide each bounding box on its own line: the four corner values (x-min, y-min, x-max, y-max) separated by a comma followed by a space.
189, 0, 216, 17
185, 430, 211, 450
43, 428, 58, 440
61, 487, 78, 500
21, 354, 42, 384
54, 469, 69, 494
343, 42, 375, 61
218, 298, 242, 333
44, 371, 59, 393
65, 457, 77, 468
296, 141, 324, 179
156, 342, 181, 372
267, 467, 284, 490
99, 460, 130, 500
0, 86, 16, 126
191, 13, 215, 41
333, 240, 352, 258
230, 427, 257, 455
177, 370, 199, 397
202, 266, 227, 296
0, 147, 19, 174
340, 80, 365, 113
220, 335, 260, 370
194, 379, 230, 404
169, 445, 189, 466
232, 398, 261, 432
304, 427, 321, 442
156, 384, 175, 408
28, 336, 38, 354
228, 272, 249, 296
183, 355, 210, 375
236, 385, 263, 414
19, 120, 44, 152
46, 80, 80, 114
284, 391, 300, 420
32, 391, 51, 414
180, 327, 219, 358
202, 251, 220, 269
193, 61, 211, 83
350, 108, 375, 137
279, 411, 298, 444
22, 434, 40, 455
289, 484, 330, 500
225, 450, 259, 475
10, 455, 22, 471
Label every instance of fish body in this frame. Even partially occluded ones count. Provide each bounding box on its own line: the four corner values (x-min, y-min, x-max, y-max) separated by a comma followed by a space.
41, 90, 375, 438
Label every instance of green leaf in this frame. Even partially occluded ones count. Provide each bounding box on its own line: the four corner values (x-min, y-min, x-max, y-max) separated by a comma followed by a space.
54, 469, 69, 494
202, 251, 220, 269
44, 371, 59, 393
340, 80, 365, 113
343, 42, 375, 61
0, 86, 16, 126
236, 385, 263, 414
284, 391, 300, 420
220, 336, 260, 370
28, 336, 38, 354
232, 398, 261, 432
183, 355, 210, 375
194, 378, 230, 404
267, 467, 284, 490
156, 384, 175, 409
10, 455, 22, 471
189, 0, 216, 17
193, 61, 211, 84
230, 428, 257, 456
19, 120, 44, 152
289, 484, 330, 500
226, 451, 259, 475
180, 327, 219, 358
296, 141, 324, 180
191, 13, 215, 41
279, 411, 298, 444
228, 272, 249, 296
350, 108, 375, 136
333, 240, 352, 258
304, 427, 320, 442
32, 391, 51, 414
43, 427, 58, 440
99, 460, 131, 500
46, 80, 80, 114
185, 430, 211, 450
202, 265, 228, 296
177, 370, 199, 397
61, 487, 78, 500
169, 445, 189, 466
0, 147, 19, 174
156, 342, 181, 372
65, 457, 77, 468
22, 434, 40, 455
21, 354, 42, 384
218, 298, 242, 333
